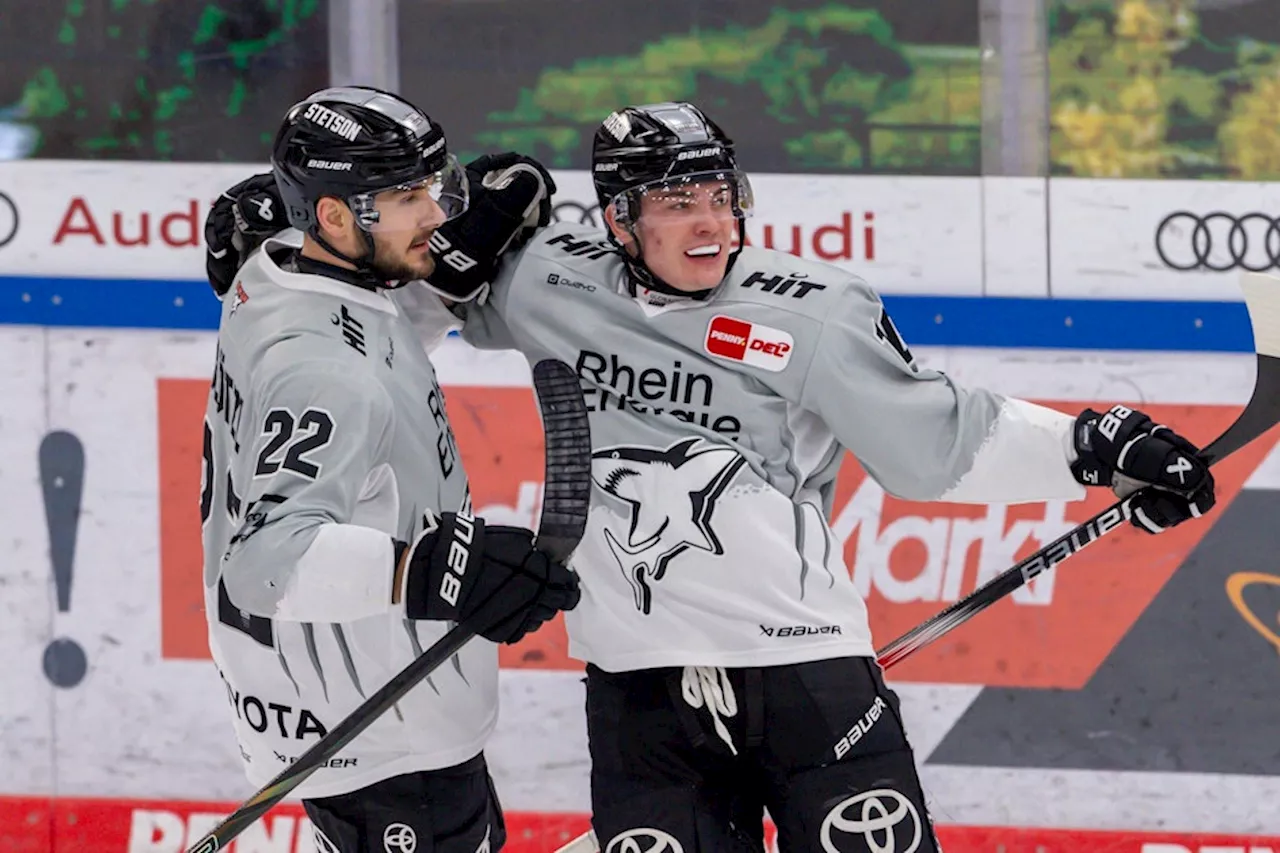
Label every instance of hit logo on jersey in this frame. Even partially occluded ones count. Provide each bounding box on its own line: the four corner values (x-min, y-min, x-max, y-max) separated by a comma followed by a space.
704, 315, 794, 371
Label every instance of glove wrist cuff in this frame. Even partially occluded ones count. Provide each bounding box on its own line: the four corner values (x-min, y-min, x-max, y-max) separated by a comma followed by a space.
424, 279, 490, 304
1070, 411, 1113, 487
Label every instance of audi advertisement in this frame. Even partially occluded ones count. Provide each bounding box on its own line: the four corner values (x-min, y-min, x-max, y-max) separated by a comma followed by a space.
1155, 212, 1280, 274
1, 162, 992, 296
3, 160, 1278, 306
1049, 178, 1280, 300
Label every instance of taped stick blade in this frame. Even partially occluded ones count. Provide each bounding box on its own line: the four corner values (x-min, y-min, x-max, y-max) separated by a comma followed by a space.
531, 360, 592, 562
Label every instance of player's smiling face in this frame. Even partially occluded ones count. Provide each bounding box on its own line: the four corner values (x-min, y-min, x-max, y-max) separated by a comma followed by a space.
627, 179, 738, 292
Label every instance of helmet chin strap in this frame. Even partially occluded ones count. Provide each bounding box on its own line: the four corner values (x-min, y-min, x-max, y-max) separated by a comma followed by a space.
310, 226, 392, 289
613, 219, 746, 301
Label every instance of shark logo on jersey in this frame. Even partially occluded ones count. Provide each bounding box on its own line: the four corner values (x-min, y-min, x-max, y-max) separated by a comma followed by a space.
592, 437, 747, 614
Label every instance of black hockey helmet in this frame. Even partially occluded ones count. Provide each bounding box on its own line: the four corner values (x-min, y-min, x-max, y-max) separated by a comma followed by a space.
271, 86, 467, 261
590, 102, 753, 295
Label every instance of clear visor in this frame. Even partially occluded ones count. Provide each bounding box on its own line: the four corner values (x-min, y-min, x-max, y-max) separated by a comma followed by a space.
607, 170, 754, 229
349, 153, 469, 234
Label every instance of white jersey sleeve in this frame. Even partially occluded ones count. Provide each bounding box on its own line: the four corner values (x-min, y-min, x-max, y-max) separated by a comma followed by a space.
221, 356, 401, 624
799, 280, 1084, 504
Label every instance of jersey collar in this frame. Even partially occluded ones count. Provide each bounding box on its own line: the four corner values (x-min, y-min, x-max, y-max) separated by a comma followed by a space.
258, 233, 401, 317
621, 272, 715, 318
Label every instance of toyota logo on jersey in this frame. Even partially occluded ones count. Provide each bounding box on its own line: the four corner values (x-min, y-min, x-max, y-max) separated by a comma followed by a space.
604, 827, 686, 853
819, 788, 923, 853
704, 315, 794, 371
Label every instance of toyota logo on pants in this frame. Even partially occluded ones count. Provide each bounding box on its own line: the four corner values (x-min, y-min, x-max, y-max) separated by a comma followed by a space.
382, 823, 418, 853
604, 827, 685, 853
1155, 211, 1280, 272
819, 788, 922, 853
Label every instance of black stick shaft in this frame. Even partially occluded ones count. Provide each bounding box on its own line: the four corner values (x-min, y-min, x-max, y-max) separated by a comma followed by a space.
879, 349, 1280, 669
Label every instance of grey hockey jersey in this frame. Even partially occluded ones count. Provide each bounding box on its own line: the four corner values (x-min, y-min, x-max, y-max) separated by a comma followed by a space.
457, 223, 1085, 672
202, 234, 493, 798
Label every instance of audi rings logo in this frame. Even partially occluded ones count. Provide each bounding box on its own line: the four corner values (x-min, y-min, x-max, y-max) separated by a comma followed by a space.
0, 191, 18, 249
604, 827, 685, 853
382, 823, 418, 853
1155, 211, 1280, 272
552, 200, 603, 227
819, 788, 922, 853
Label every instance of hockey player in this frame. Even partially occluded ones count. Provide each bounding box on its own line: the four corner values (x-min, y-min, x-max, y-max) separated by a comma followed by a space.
207, 101, 1216, 852
200, 86, 579, 853
435, 102, 1218, 853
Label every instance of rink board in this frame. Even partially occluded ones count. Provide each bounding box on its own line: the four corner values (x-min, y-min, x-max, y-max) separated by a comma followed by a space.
1, 326, 1279, 851
5, 162, 1280, 311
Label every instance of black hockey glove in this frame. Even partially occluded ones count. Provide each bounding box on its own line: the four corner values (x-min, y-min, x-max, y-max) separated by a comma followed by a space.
205, 172, 286, 297
397, 510, 580, 644
1071, 404, 1216, 534
426, 152, 556, 301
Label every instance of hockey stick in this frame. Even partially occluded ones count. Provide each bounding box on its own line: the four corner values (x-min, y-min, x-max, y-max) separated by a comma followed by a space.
552, 271, 1280, 853
187, 359, 592, 853
879, 270, 1280, 667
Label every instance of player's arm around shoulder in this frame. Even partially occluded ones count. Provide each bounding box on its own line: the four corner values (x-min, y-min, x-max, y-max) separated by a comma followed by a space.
795, 270, 1084, 504
426, 152, 563, 352
446, 222, 601, 351
439, 236, 533, 352
220, 353, 400, 625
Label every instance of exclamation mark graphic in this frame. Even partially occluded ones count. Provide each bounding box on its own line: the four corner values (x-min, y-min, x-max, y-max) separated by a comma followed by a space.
40, 430, 87, 688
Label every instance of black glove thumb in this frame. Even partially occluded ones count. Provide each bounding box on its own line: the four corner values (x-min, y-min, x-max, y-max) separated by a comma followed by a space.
467, 153, 558, 197
480, 165, 549, 251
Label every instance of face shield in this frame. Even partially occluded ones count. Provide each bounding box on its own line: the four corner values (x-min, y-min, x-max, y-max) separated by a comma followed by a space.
348, 153, 469, 236
606, 169, 754, 235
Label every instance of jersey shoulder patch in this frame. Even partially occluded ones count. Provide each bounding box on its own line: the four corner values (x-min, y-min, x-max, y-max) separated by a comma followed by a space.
722, 247, 856, 314
232, 252, 393, 366
526, 222, 623, 279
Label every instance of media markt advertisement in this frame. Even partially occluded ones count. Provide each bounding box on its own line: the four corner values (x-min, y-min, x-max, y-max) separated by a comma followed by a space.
1, 326, 1278, 851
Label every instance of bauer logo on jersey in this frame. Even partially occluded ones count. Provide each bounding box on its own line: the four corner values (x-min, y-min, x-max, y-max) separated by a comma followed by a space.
704, 315, 794, 371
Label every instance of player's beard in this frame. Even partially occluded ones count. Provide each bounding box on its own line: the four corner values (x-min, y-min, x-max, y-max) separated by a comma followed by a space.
368, 228, 436, 283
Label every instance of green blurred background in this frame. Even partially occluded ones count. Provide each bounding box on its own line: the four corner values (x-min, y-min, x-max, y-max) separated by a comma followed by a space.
3, 0, 1280, 178
1049, 0, 1280, 179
